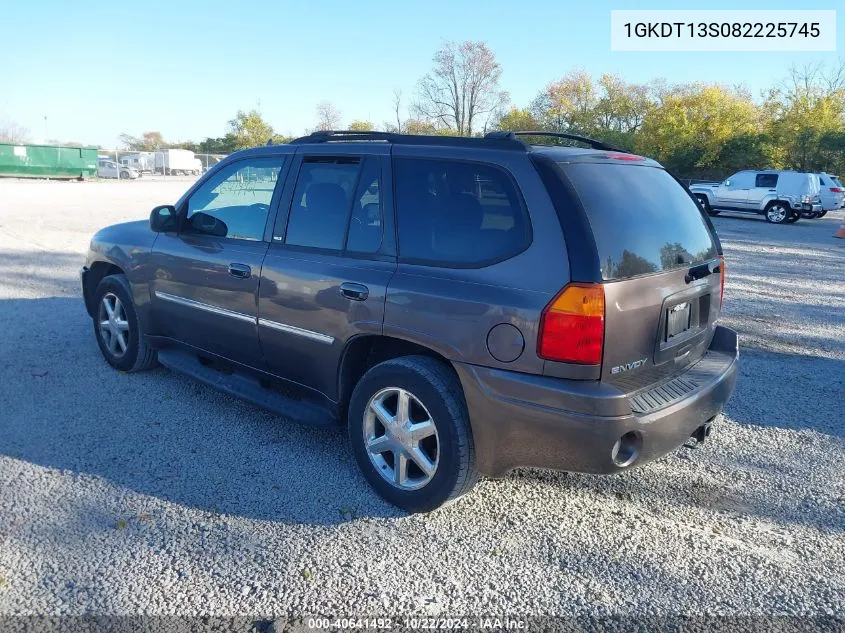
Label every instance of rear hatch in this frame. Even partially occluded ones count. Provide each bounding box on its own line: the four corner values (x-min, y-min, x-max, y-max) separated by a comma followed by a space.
557, 158, 722, 392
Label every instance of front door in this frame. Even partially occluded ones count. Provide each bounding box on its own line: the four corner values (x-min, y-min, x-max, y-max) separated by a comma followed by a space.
150, 155, 289, 367
257, 149, 396, 400
714, 172, 753, 209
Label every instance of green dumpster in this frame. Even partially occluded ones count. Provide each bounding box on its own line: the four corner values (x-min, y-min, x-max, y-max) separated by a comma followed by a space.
0, 143, 99, 179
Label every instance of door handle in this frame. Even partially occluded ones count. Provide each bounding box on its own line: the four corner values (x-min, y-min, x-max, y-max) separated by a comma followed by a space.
228, 263, 251, 279
340, 282, 369, 301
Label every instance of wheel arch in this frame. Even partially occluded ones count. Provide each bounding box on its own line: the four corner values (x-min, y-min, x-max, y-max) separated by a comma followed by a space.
337, 334, 458, 418
83, 261, 125, 317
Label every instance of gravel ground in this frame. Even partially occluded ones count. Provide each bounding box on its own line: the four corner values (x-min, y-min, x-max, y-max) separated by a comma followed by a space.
0, 180, 844, 619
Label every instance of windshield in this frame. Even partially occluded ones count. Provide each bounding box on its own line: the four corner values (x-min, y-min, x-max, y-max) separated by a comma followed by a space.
561, 163, 718, 281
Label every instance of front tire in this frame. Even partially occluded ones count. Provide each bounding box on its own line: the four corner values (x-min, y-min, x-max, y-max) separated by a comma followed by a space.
92, 274, 158, 372
348, 356, 478, 513
694, 194, 719, 215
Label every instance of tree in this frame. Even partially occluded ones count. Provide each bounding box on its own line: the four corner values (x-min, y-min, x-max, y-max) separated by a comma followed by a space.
414, 40, 508, 136
494, 107, 539, 131
0, 120, 31, 143
403, 119, 438, 135
348, 120, 374, 131
119, 131, 165, 150
637, 83, 762, 177
315, 101, 342, 131
227, 110, 274, 150
531, 70, 599, 133
392, 88, 403, 133
764, 61, 845, 172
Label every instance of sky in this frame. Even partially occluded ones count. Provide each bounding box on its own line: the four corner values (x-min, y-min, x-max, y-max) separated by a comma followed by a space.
1, 0, 842, 148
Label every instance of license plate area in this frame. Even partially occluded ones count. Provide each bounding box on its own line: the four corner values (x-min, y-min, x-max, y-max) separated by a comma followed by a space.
666, 302, 692, 341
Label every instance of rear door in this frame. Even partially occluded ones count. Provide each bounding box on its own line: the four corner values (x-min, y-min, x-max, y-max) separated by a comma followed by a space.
257, 146, 396, 400
560, 161, 722, 391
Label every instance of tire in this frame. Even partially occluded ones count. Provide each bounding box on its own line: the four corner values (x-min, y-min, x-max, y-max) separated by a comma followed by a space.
764, 201, 791, 224
819, 210, 828, 218
694, 194, 716, 215
348, 355, 478, 513
802, 211, 819, 219
785, 209, 800, 223
92, 274, 158, 372
119, 171, 128, 180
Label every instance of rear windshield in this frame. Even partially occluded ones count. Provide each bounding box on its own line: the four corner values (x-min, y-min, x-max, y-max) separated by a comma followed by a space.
562, 163, 718, 281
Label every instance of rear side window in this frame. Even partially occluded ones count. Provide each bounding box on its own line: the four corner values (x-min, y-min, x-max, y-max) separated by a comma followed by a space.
819, 174, 829, 186
755, 174, 778, 188
394, 157, 530, 267
283, 156, 383, 254
562, 163, 718, 281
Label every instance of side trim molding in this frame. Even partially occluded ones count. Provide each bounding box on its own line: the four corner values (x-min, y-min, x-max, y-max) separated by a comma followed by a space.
154, 291, 255, 324
258, 318, 334, 345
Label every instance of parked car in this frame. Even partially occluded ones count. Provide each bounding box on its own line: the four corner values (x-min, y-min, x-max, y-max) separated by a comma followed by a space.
80, 130, 738, 512
97, 159, 139, 180
689, 170, 822, 224
816, 173, 844, 216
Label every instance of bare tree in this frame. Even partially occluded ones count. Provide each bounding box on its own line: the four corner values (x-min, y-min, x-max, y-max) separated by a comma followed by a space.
414, 41, 508, 136
392, 88, 403, 133
0, 119, 31, 144
314, 101, 342, 131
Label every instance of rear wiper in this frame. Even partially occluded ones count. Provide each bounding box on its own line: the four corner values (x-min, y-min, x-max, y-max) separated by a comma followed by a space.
684, 262, 718, 284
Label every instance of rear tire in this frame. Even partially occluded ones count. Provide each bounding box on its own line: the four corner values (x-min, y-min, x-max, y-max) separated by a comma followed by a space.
347, 356, 478, 513
818, 210, 828, 218
765, 201, 790, 224
785, 209, 800, 223
92, 274, 158, 373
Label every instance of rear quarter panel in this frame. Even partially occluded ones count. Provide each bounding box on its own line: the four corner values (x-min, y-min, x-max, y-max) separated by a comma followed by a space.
384, 147, 568, 373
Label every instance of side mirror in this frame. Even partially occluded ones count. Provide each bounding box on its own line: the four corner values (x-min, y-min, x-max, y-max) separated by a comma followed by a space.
189, 211, 228, 237
150, 205, 178, 232
723, 180, 731, 187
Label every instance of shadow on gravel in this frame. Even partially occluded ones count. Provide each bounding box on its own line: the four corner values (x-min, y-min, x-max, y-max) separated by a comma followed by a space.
0, 296, 399, 526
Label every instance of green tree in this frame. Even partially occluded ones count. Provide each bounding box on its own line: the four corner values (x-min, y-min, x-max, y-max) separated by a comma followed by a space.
637, 84, 761, 177
227, 110, 274, 150
494, 108, 539, 131
348, 120, 374, 131
404, 119, 438, 135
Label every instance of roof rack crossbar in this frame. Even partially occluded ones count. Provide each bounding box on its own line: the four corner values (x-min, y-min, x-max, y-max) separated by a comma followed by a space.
485, 130, 624, 152
288, 130, 526, 151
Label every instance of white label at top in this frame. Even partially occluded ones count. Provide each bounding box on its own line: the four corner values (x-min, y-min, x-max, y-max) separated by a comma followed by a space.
611, 10, 836, 52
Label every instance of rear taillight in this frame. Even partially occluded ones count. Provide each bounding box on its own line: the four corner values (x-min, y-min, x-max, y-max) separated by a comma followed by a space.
830, 187, 843, 193
537, 284, 605, 365
719, 256, 725, 309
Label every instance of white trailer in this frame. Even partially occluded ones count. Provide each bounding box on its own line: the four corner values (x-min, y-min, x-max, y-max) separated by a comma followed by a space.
120, 152, 155, 173
154, 149, 201, 175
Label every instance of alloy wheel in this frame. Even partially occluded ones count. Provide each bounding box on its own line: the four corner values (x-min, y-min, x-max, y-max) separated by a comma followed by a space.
363, 387, 440, 490
98, 292, 130, 358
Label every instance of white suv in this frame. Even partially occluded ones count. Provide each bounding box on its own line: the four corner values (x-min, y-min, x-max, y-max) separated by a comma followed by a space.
817, 173, 844, 216
690, 170, 822, 224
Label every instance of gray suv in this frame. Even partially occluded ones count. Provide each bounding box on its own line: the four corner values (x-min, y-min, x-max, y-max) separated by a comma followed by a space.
81, 130, 739, 512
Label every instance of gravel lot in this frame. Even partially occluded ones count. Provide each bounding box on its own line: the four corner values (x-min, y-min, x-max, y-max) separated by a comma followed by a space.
1, 179, 844, 619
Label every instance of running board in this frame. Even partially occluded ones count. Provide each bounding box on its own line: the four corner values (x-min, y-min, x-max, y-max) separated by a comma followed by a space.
157, 348, 338, 427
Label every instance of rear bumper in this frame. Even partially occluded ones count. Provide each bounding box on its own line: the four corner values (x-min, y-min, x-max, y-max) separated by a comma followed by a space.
455, 326, 739, 477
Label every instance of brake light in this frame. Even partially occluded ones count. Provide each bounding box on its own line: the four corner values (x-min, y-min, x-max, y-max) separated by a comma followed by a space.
538, 284, 605, 364
719, 256, 726, 309
830, 187, 843, 193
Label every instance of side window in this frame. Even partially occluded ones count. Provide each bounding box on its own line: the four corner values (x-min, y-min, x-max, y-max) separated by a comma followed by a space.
394, 157, 530, 266
283, 156, 383, 254
755, 173, 778, 188
347, 157, 383, 253
187, 157, 284, 241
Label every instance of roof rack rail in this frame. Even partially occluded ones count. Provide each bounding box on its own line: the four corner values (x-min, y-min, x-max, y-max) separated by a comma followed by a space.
485, 130, 625, 152
288, 130, 526, 151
